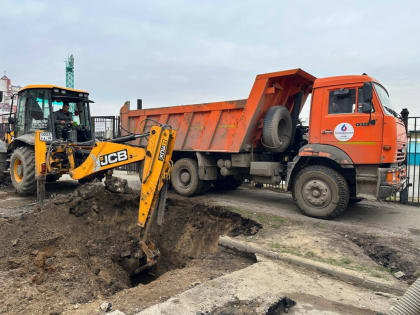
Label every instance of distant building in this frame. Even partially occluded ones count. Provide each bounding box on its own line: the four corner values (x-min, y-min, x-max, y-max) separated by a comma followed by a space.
0, 75, 20, 123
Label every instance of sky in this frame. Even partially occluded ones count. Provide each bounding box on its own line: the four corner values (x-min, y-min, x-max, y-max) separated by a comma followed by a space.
0, 0, 419, 119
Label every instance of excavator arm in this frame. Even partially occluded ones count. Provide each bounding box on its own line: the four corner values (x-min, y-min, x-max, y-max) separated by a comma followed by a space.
34, 125, 176, 270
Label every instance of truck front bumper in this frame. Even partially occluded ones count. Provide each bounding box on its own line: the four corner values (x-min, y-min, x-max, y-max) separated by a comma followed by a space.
377, 166, 407, 200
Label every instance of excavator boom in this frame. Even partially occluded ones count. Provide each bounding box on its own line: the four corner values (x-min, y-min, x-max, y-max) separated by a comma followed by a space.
34, 125, 176, 270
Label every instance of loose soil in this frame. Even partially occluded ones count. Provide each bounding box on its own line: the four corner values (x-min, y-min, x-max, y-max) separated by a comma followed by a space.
348, 233, 420, 283
221, 205, 420, 284
0, 180, 260, 315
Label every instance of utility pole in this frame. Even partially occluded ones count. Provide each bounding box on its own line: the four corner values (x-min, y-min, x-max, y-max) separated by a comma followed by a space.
65, 54, 74, 88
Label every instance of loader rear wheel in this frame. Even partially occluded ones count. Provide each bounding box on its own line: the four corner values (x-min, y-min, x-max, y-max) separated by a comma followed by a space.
10, 146, 36, 194
262, 106, 293, 152
171, 158, 205, 196
293, 165, 349, 219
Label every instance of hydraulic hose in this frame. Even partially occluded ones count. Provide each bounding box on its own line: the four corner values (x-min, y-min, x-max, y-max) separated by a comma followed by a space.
390, 276, 420, 315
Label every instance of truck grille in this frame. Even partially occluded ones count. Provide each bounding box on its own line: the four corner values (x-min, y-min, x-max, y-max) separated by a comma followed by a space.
396, 147, 405, 162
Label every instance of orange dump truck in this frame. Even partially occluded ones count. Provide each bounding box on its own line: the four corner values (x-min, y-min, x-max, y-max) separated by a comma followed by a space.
120, 69, 407, 219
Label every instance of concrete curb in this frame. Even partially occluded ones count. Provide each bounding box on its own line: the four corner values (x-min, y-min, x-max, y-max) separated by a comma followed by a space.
219, 236, 407, 296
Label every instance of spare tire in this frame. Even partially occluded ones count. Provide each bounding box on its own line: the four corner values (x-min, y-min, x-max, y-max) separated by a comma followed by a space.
262, 106, 293, 152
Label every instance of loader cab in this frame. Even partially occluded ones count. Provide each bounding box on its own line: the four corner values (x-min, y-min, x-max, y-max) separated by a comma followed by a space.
14, 85, 94, 142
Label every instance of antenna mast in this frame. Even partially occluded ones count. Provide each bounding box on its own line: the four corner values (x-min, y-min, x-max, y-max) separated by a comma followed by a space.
65, 54, 74, 88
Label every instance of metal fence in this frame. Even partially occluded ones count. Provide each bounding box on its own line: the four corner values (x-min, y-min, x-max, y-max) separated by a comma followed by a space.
91, 116, 120, 140
91, 116, 139, 173
404, 116, 420, 204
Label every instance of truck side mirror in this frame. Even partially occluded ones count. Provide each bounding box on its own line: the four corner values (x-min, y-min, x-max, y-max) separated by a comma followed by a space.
0, 91, 3, 102
362, 82, 373, 102
8, 116, 16, 124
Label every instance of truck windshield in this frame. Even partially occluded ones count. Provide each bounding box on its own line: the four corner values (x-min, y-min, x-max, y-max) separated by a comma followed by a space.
373, 83, 399, 117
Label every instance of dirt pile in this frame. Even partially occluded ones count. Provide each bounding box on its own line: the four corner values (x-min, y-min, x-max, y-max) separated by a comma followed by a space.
0, 179, 260, 315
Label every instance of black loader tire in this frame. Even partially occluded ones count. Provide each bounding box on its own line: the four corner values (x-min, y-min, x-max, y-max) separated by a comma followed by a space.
262, 106, 293, 152
171, 158, 205, 196
293, 165, 349, 219
10, 146, 36, 194
214, 176, 242, 191
0, 153, 7, 184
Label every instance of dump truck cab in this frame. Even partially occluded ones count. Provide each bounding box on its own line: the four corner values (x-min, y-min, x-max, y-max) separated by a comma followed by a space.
294, 74, 407, 202
10, 85, 93, 146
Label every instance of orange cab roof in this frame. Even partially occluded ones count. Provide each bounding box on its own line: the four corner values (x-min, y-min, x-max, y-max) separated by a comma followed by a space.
314, 74, 377, 89
19, 84, 89, 94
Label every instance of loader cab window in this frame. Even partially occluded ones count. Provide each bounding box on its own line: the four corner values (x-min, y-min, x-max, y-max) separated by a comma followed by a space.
51, 96, 93, 141
328, 88, 356, 114
15, 92, 27, 137
27, 90, 50, 132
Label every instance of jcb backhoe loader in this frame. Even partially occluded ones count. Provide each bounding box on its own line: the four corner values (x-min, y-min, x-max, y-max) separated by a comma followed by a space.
0, 84, 176, 271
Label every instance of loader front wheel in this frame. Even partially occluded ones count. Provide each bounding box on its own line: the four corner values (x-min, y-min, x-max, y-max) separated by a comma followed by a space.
0, 153, 7, 184
293, 165, 349, 219
171, 158, 204, 196
10, 146, 36, 194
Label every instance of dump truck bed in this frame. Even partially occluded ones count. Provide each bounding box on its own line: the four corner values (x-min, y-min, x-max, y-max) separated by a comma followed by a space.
120, 69, 316, 153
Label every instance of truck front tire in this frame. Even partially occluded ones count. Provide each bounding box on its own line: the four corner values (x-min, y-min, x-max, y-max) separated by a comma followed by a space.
10, 146, 36, 194
171, 158, 205, 196
293, 165, 349, 219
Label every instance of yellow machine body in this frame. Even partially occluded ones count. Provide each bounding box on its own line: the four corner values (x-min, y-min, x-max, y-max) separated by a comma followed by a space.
34, 125, 176, 228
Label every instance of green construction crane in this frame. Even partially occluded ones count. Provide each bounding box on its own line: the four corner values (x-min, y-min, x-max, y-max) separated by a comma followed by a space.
65, 54, 74, 88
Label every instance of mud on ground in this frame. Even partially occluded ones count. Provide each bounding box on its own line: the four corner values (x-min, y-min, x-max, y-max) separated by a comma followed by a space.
0, 181, 260, 315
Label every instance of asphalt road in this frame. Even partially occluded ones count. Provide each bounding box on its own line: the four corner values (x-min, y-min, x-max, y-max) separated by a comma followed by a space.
117, 171, 420, 237
2, 171, 419, 238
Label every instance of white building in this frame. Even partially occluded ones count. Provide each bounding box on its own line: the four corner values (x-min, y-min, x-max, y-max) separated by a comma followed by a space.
0, 75, 20, 123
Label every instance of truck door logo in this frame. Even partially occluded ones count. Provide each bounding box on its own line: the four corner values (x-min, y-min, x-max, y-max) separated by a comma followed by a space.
334, 123, 354, 141
99, 149, 128, 167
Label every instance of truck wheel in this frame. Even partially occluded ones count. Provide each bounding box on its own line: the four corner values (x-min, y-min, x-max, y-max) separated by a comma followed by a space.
263, 106, 293, 152
293, 165, 349, 219
214, 176, 242, 191
10, 147, 36, 194
171, 158, 204, 196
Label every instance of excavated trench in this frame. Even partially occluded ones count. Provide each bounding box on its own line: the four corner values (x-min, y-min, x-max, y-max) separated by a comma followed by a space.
0, 180, 261, 314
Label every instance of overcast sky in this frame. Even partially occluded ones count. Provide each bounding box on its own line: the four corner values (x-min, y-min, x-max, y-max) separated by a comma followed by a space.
1, 0, 419, 118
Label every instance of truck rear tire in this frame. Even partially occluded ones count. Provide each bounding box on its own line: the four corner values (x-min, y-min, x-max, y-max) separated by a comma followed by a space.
10, 146, 36, 194
171, 158, 205, 196
293, 165, 349, 219
263, 106, 293, 152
